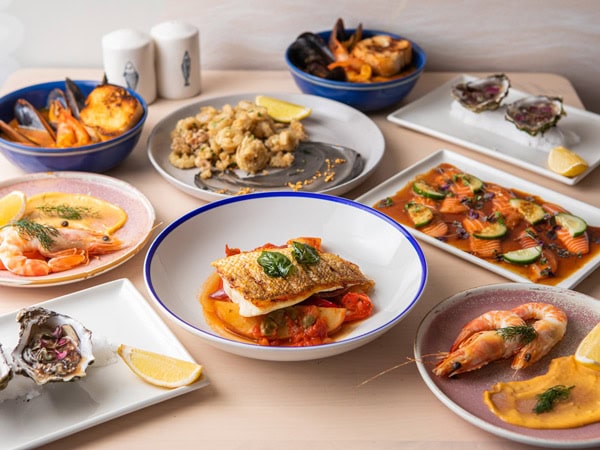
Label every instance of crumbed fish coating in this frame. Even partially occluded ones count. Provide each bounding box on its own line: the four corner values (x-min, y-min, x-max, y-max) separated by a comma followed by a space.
211, 244, 374, 317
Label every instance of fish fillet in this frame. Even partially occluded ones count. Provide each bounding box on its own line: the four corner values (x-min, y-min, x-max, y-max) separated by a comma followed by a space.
211, 244, 374, 317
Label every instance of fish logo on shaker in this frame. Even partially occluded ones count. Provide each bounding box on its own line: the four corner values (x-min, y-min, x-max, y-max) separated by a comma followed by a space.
123, 61, 140, 91
181, 50, 191, 86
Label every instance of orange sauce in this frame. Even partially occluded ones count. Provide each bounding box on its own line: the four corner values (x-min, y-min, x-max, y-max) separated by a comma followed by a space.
373, 163, 600, 285
484, 356, 600, 429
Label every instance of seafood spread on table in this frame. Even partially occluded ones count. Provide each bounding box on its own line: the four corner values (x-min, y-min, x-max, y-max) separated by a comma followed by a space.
0, 15, 599, 449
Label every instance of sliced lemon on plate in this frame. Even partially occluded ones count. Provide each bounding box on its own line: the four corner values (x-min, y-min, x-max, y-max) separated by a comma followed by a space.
0, 190, 27, 227
547, 146, 589, 177
117, 344, 203, 388
575, 322, 600, 369
255, 95, 312, 122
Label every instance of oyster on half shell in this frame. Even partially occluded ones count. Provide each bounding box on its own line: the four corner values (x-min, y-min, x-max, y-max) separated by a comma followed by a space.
11, 307, 95, 385
451, 74, 511, 113
0, 343, 13, 391
505, 95, 565, 136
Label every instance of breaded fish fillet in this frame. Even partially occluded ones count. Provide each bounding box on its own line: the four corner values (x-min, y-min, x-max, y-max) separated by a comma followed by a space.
211, 244, 374, 317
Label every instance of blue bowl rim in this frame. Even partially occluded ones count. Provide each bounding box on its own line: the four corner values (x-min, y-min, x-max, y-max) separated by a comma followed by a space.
285, 28, 427, 90
0, 79, 148, 154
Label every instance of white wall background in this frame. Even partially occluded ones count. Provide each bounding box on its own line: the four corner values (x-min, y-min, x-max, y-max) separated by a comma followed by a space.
1, 0, 599, 113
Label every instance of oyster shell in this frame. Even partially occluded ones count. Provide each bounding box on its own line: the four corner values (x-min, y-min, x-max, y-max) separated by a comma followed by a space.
11, 307, 95, 385
505, 95, 565, 136
0, 343, 13, 391
451, 74, 511, 113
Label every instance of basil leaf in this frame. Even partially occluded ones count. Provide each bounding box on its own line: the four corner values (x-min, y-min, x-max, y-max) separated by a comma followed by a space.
292, 241, 320, 266
257, 251, 294, 278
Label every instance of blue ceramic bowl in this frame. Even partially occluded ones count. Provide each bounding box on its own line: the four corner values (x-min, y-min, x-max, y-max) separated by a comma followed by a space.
285, 29, 426, 112
0, 80, 147, 173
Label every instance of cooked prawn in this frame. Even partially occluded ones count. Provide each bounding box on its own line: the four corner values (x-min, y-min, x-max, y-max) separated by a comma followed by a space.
0, 225, 124, 276
510, 302, 567, 369
433, 310, 527, 377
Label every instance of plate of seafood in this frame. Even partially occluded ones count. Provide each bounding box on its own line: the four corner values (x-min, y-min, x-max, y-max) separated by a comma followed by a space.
0, 172, 155, 287
144, 192, 427, 361
386, 74, 600, 185
356, 149, 600, 289
147, 92, 384, 202
0, 278, 209, 450
415, 283, 600, 448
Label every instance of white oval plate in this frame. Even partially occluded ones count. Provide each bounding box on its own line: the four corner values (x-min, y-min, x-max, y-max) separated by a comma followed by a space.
147, 92, 384, 201
415, 283, 600, 448
0, 172, 155, 287
144, 192, 427, 361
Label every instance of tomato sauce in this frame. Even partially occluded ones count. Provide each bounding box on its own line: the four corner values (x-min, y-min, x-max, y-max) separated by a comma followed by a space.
373, 163, 600, 285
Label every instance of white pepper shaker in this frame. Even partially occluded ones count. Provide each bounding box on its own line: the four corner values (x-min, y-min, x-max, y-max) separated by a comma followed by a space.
102, 28, 157, 104
151, 20, 201, 99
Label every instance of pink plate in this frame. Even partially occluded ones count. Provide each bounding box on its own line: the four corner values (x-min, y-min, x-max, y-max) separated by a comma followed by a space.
414, 283, 600, 448
0, 172, 155, 287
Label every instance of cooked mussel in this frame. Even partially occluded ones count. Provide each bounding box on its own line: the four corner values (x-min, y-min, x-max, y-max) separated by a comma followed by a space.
288, 32, 346, 81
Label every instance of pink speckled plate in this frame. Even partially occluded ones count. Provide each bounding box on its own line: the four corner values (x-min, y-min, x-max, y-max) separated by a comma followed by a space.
0, 172, 155, 287
414, 283, 600, 448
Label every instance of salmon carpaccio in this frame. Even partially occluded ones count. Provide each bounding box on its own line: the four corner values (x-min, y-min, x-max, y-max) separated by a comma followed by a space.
374, 163, 600, 285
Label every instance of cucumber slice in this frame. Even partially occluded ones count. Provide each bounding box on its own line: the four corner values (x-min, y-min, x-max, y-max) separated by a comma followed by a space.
453, 173, 483, 193
472, 222, 508, 239
503, 245, 543, 265
555, 213, 587, 237
509, 198, 547, 224
412, 180, 446, 200
405, 202, 434, 227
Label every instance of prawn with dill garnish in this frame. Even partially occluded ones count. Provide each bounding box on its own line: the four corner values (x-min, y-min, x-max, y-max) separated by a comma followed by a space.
0, 218, 124, 276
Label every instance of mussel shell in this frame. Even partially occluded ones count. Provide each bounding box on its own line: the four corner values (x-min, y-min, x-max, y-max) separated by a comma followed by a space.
194, 141, 364, 194
65, 77, 87, 119
287, 32, 346, 81
451, 74, 511, 113
505, 95, 565, 136
11, 307, 95, 385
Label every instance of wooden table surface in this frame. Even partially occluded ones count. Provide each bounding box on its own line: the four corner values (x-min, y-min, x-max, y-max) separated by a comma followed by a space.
0, 69, 598, 450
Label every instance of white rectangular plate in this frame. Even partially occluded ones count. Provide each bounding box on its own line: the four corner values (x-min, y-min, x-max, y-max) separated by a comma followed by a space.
0, 279, 209, 450
356, 149, 600, 288
387, 74, 600, 185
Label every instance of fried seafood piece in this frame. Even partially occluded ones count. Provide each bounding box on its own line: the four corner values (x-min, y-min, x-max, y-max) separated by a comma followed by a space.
211, 243, 374, 317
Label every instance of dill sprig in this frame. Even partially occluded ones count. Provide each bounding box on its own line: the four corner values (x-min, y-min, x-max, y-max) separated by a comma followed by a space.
497, 325, 537, 344
36, 204, 96, 220
533, 385, 574, 414
7, 218, 59, 251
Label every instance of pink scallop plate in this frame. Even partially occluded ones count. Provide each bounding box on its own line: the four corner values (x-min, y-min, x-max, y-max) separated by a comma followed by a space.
414, 283, 600, 448
0, 172, 155, 287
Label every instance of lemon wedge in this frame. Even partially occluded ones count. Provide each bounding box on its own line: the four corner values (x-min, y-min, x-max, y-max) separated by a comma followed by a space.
255, 95, 312, 123
117, 344, 203, 388
548, 146, 589, 177
0, 190, 27, 227
575, 322, 600, 369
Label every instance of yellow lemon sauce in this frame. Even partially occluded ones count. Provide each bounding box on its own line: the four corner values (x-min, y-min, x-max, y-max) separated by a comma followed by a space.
484, 356, 600, 429
24, 192, 127, 234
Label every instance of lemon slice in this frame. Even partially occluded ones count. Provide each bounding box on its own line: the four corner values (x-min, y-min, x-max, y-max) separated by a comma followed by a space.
575, 322, 600, 369
548, 146, 589, 177
117, 344, 203, 388
255, 95, 312, 122
0, 190, 27, 227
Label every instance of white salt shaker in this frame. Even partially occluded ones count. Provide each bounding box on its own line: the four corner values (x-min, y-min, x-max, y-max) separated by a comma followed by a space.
102, 29, 157, 104
151, 20, 201, 99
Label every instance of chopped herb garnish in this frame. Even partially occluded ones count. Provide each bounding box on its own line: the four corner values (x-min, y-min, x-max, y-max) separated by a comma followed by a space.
497, 325, 537, 344
291, 241, 320, 266
257, 251, 294, 278
5, 218, 59, 250
378, 197, 393, 208
534, 385, 574, 414
36, 204, 96, 220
